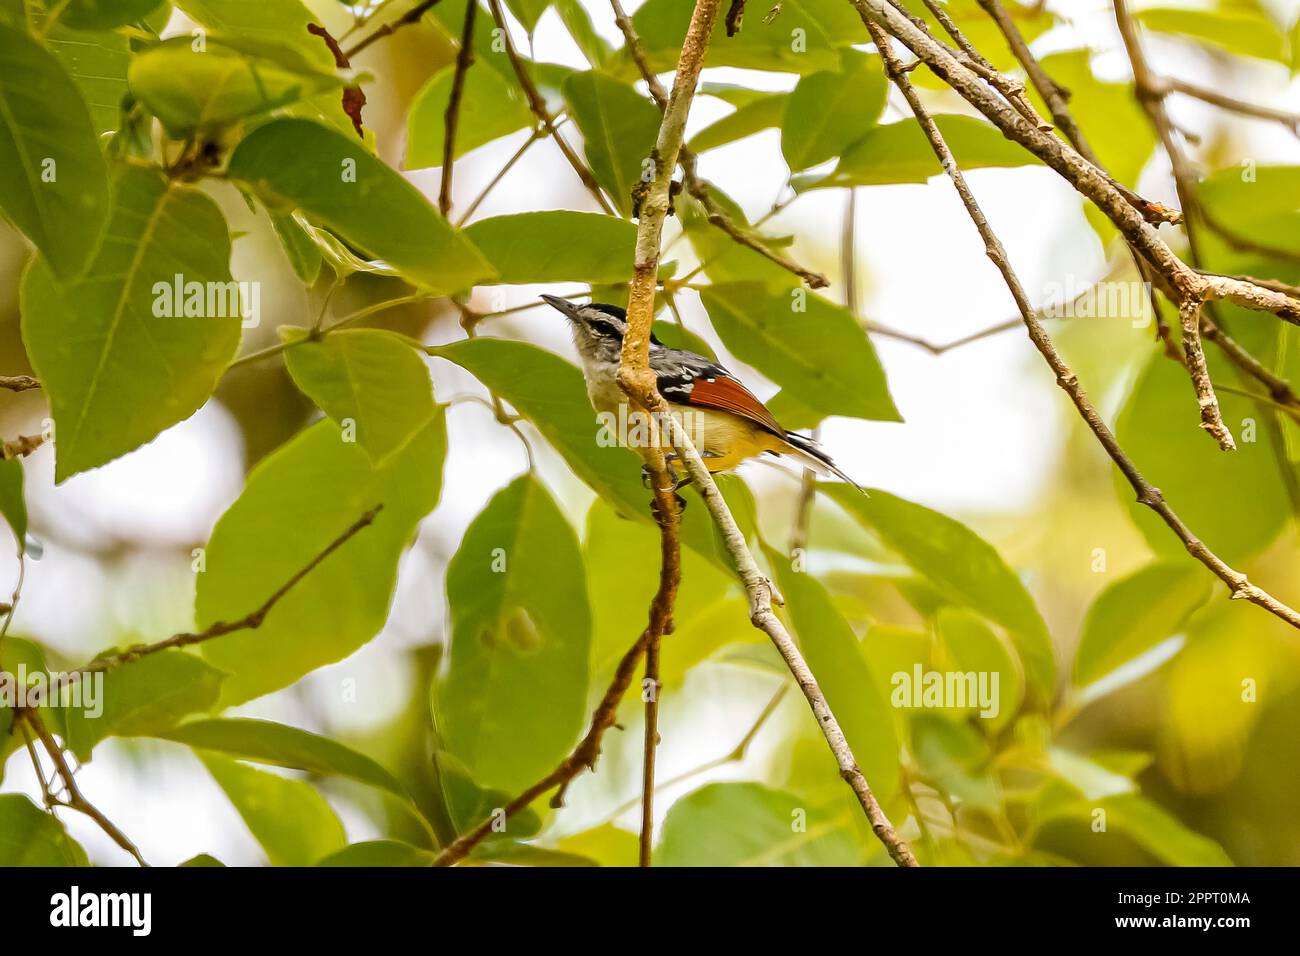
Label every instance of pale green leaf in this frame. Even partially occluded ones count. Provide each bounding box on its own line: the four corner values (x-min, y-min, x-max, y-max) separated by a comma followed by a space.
128, 37, 344, 136
436, 475, 591, 792
197, 414, 447, 705
21, 164, 241, 481
657, 782, 865, 866
405, 63, 532, 169
63, 651, 226, 760
562, 70, 660, 216
689, 94, 788, 153
316, 840, 435, 866
201, 753, 347, 866
463, 211, 636, 284
781, 54, 887, 171
1138, 5, 1289, 65
282, 328, 436, 463
228, 118, 496, 292
159, 717, 408, 797
825, 484, 1056, 697
0, 20, 110, 278
1073, 561, 1209, 693
0, 458, 26, 551
801, 116, 1036, 190
0, 794, 89, 866
771, 551, 900, 800
1116, 346, 1289, 563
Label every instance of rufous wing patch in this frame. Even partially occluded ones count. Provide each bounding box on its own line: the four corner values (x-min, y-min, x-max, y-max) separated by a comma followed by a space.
687, 375, 786, 437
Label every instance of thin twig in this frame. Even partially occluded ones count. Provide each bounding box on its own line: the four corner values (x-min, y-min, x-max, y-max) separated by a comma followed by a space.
78, 506, 382, 673
609, 0, 830, 289
20, 710, 148, 866
439, 0, 477, 216
862, 14, 1300, 632
1, 433, 45, 460
431, 628, 656, 866
343, 0, 443, 59
455, 126, 545, 226
485, 0, 616, 214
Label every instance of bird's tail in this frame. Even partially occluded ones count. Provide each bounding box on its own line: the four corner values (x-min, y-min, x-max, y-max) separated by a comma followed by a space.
780, 432, 868, 495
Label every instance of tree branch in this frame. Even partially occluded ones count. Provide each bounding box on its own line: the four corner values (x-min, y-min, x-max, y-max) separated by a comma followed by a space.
609, 0, 830, 289
19, 709, 148, 866
0, 375, 39, 392
862, 16, 1300, 633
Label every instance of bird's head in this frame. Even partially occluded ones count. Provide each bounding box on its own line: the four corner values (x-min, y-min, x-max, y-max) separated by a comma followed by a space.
541, 295, 630, 364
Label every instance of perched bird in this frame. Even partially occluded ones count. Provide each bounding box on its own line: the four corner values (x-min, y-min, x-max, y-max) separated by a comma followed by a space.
542, 295, 864, 493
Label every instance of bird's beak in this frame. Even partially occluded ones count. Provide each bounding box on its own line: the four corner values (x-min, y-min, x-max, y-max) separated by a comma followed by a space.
540, 294, 580, 320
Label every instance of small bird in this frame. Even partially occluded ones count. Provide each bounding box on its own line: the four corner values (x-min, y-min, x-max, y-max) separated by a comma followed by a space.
542, 295, 864, 493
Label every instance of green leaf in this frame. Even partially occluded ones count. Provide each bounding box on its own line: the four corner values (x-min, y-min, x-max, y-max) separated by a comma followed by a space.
197, 414, 447, 705
504, 0, 549, 32
269, 210, 322, 284
800, 116, 1036, 189
1137, 5, 1289, 65
0, 794, 89, 866
553, 0, 612, 68
405, 63, 533, 169
436, 475, 592, 792
911, 714, 1001, 811
680, 188, 797, 289
1116, 346, 1289, 563
0, 21, 110, 279
21, 164, 241, 482
463, 211, 636, 284
281, 328, 436, 464
0, 638, 65, 782
824, 484, 1056, 697
657, 782, 865, 866
179, 853, 226, 866
228, 118, 495, 292
934, 607, 1024, 730
584, 497, 732, 675
689, 94, 788, 153
127, 37, 345, 136
63, 651, 226, 761
158, 717, 407, 797
699, 283, 900, 425
316, 840, 435, 866
43, 18, 131, 135
62, 0, 163, 31
631, 0, 862, 75
1073, 562, 1210, 694
200, 753, 346, 866
781, 54, 887, 172
433, 750, 542, 839
1036, 793, 1232, 866
172, 0, 333, 68
771, 552, 900, 800
562, 70, 660, 216
0, 457, 26, 551
430, 337, 648, 517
